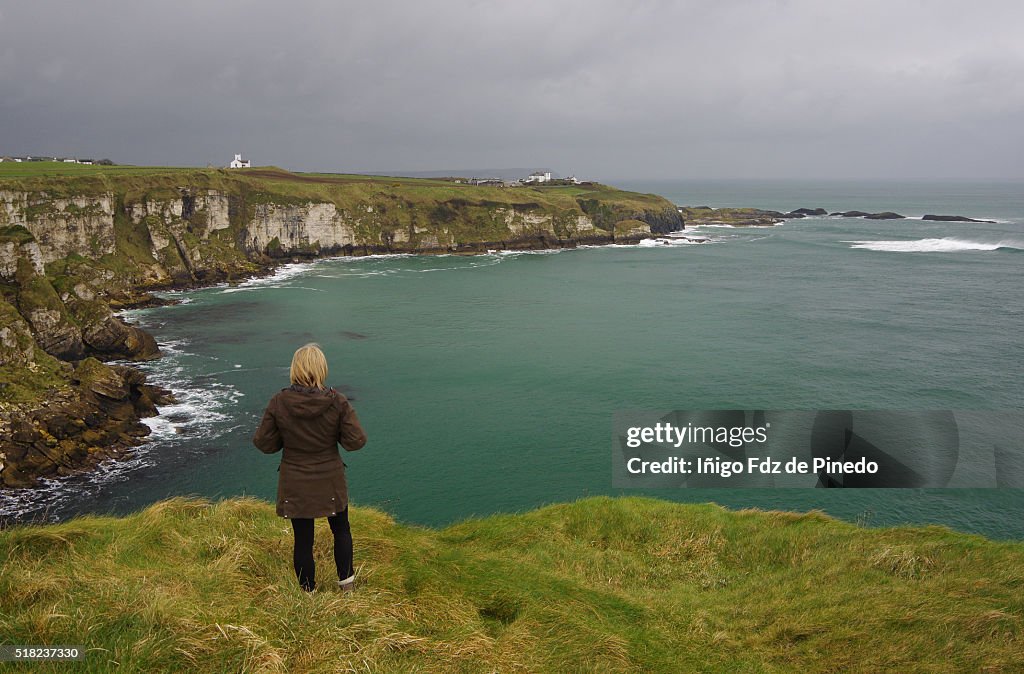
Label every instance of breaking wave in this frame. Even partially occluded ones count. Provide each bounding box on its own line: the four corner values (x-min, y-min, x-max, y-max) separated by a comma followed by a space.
844, 238, 1024, 253
220, 260, 325, 293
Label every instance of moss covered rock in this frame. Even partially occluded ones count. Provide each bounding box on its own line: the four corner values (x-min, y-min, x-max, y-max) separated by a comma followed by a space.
0, 298, 35, 367
68, 298, 159, 361
14, 256, 84, 359
614, 219, 653, 237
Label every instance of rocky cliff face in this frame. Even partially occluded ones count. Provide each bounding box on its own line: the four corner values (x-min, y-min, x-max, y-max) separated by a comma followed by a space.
0, 298, 36, 368
0, 227, 159, 362
0, 191, 117, 265
0, 266, 167, 488
1, 172, 683, 292
248, 201, 357, 255
1, 195, 168, 487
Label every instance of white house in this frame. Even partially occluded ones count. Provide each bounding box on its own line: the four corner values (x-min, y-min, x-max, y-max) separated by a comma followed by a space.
524, 171, 552, 183
229, 153, 251, 168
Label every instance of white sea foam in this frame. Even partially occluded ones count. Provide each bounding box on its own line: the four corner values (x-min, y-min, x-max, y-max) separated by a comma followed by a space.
340, 252, 415, 261
495, 248, 565, 256
890, 215, 1013, 224
220, 260, 322, 293
314, 254, 514, 277
313, 265, 402, 278
408, 257, 506, 272
0, 447, 157, 523
637, 236, 710, 247
133, 341, 244, 441
844, 238, 1023, 253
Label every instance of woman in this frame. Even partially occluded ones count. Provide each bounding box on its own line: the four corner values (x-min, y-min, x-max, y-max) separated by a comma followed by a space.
253, 343, 368, 593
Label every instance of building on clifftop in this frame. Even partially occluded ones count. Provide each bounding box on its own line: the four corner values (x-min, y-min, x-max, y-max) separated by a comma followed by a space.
523, 171, 552, 184
228, 153, 251, 168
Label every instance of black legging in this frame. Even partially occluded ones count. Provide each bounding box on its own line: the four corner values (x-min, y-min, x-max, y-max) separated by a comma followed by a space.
289, 508, 353, 592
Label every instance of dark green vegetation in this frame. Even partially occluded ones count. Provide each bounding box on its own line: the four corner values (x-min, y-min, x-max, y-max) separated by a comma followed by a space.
677, 207, 788, 227
1, 496, 1021, 672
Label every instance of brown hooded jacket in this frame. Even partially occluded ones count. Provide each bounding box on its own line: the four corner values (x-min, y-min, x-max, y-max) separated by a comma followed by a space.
253, 385, 367, 518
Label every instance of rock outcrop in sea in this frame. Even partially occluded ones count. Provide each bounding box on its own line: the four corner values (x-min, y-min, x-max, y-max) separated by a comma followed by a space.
677, 207, 788, 227
922, 214, 996, 223
681, 206, 993, 227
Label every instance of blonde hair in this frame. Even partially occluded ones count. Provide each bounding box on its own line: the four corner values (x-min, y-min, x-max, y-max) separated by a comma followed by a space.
290, 343, 328, 389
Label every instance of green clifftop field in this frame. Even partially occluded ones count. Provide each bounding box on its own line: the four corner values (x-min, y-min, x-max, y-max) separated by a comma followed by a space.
1, 496, 1021, 672
0, 164, 682, 489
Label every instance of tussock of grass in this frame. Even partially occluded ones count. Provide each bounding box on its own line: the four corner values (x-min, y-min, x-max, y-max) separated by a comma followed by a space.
1, 495, 1022, 672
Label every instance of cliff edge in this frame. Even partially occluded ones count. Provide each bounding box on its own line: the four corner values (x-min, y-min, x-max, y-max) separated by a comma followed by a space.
1, 495, 1020, 672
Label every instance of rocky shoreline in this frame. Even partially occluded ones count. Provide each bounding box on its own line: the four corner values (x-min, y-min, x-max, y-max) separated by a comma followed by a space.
0, 361, 174, 489
678, 205, 997, 227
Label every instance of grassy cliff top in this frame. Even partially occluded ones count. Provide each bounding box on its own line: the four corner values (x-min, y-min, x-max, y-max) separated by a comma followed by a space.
0, 163, 672, 214
1, 495, 1021, 672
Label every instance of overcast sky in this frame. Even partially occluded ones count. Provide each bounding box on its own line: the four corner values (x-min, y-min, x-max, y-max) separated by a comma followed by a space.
2, 1, 1022, 180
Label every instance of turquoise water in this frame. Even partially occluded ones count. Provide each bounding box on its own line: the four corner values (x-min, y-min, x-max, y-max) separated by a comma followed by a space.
5, 181, 1023, 538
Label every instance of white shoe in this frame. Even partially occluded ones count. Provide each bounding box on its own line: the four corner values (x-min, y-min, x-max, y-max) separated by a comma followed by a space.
337, 575, 356, 592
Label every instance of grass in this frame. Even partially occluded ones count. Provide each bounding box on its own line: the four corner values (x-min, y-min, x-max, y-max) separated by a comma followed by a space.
0, 354, 69, 405
0, 225, 36, 245
0, 495, 1021, 672
0, 164, 670, 214
0, 162, 200, 179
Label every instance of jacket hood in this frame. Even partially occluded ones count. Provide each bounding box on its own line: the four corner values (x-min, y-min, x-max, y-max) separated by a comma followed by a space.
279, 386, 337, 419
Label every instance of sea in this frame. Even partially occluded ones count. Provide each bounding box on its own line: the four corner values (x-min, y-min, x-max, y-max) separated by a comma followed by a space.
2, 179, 1022, 539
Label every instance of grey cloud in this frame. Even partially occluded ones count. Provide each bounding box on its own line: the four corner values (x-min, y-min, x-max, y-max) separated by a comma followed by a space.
1, 0, 1022, 179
